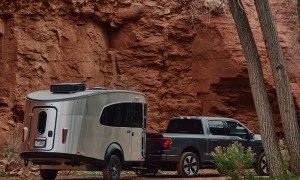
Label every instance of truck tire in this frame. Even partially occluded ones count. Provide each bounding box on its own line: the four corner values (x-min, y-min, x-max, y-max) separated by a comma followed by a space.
40, 169, 58, 180
103, 155, 121, 180
176, 152, 199, 178
254, 152, 269, 176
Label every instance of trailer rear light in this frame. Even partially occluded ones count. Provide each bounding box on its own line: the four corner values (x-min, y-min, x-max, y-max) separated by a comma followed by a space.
22, 127, 28, 142
150, 138, 172, 150
22, 129, 24, 142
62, 128, 68, 144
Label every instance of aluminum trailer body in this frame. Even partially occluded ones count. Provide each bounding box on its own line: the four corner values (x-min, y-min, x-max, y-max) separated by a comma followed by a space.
20, 83, 146, 179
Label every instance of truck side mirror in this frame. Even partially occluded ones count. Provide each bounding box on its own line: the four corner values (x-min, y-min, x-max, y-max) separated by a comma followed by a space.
249, 132, 254, 140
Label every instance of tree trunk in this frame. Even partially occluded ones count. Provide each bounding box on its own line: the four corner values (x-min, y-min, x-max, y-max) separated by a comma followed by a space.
254, 0, 300, 175
227, 0, 284, 176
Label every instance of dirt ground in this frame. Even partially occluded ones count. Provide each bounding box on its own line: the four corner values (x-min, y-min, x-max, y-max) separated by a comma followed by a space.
0, 169, 227, 180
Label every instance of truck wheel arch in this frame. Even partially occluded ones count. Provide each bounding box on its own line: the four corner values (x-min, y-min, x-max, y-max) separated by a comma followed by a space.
181, 147, 201, 162
254, 150, 265, 165
104, 143, 124, 164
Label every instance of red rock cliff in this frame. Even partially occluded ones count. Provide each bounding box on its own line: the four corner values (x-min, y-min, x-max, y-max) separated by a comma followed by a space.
0, 0, 299, 139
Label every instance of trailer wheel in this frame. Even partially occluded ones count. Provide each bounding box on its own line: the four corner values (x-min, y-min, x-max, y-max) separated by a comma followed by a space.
103, 155, 121, 180
254, 152, 269, 176
176, 152, 199, 178
40, 169, 58, 180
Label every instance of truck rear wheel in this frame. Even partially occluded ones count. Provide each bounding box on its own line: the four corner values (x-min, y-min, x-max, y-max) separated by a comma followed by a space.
254, 152, 269, 176
103, 155, 121, 180
40, 169, 58, 180
176, 152, 199, 178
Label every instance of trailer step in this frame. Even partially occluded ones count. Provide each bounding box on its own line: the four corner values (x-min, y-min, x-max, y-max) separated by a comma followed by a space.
131, 167, 148, 170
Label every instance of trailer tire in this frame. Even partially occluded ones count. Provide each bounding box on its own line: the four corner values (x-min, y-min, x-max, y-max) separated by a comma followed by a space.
254, 152, 269, 176
176, 152, 199, 178
40, 169, 58, 180
103, 155, 121, 180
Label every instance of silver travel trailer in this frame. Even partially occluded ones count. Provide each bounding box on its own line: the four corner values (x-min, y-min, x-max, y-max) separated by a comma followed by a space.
20, 83, 147, 180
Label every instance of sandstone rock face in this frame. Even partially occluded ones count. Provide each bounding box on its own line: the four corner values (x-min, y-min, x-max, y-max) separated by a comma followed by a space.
0, 0, 299, 143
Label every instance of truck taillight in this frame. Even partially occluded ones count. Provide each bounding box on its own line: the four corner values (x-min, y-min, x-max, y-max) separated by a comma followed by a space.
150, 138, 172, 150
162, 138, 172, 149
62, 128, 68, 144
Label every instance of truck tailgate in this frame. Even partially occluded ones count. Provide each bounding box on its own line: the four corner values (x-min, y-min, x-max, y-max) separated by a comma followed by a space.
146, 133, 165, 154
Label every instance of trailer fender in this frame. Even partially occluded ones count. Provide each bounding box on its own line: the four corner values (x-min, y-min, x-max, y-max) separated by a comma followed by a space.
104, 143, 124, 164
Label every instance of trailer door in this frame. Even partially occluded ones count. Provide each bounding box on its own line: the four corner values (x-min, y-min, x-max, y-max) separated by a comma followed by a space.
28, 107, 57, 151
130, 103, 145, 161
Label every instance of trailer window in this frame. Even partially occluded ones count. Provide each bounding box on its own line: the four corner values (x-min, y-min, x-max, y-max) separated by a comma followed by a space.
143, 103, 147, 129
130, 103, 143, 128
166, 119, 203, 134
37, 111, 47, 134
100, 103, 143, 128
0, 33, 3, 63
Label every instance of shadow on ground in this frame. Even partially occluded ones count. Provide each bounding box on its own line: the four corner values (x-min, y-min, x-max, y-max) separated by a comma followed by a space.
56, 169, 225, 180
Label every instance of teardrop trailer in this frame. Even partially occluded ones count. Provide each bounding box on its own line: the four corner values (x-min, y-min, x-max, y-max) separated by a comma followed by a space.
20, 83, 147, 180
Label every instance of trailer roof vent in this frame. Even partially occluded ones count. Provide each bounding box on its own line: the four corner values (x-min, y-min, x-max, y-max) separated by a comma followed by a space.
50, 83, 86, 93
90, 87, 107, 90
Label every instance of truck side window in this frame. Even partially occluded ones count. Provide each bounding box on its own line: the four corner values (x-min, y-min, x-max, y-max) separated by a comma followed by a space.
100, 103, 143, 128
227, 121, 248, 139
208, 120, 226, 135
166, 119, 203, 134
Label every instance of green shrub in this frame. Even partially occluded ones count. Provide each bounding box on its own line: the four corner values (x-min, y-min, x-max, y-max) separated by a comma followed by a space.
3, 128, 21, 161
212, 142, 254, 179
2, 127, 23, 174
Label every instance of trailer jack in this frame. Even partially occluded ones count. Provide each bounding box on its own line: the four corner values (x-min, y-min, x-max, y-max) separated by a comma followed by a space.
24, 160, 29, 166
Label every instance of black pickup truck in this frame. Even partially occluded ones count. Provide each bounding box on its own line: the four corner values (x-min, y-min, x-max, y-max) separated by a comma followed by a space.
143, 116, 268, 178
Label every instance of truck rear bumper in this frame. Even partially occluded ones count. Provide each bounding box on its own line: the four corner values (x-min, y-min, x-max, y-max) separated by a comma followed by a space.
20, 152, 104, 168
146, 154, 179, 162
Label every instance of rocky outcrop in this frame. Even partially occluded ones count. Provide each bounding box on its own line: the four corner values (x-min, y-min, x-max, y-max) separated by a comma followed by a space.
0, 0, 299, 141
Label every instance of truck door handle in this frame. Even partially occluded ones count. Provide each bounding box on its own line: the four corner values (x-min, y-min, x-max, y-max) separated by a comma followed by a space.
132, 132, 134, 136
